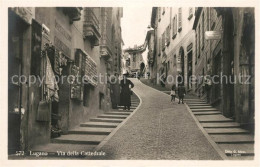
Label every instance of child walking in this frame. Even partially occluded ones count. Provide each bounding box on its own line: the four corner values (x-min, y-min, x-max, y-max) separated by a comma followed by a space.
170, 85, 177, 102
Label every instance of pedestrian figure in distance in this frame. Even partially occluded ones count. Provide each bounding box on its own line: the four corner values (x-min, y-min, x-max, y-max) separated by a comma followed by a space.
120, 72, 134, 110
170, 84, 177, 102
178, 84, 186, 104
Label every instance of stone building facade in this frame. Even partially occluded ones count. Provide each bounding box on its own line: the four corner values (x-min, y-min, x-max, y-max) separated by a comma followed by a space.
193, 7, 255, 129
8, 7, 123, 154
150, 7, 196, 90
124, 45, 145, 76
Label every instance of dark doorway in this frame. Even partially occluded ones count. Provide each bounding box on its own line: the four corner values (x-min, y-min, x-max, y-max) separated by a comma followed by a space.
187, 50, 193, 89
179, 47, 185, 85
8, 10, 28, 154
140, 62, 145, 76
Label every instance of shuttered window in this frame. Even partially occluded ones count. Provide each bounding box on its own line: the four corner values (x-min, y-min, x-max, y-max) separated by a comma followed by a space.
172, 14, 177, 39
158, 8, 161, 22
178, 8, 182, 31
166, 24, 170, 46
158, 37, 161, 56
201, 12, 205, 49
162, 32, 165, 51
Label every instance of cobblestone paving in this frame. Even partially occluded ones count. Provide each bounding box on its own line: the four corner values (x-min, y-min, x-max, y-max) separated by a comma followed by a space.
98, 79, 222, 160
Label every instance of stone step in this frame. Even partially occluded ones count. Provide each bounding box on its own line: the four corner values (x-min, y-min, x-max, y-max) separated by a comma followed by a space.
189, 106, 214, 109
218, 143, 254, 156
186, 100, 206, 103
51, 134, 106, 145
201, 122, 241, 128
117, 106, 136, 109
188, 104, 211, 106
97, 114, 128, 119
196, 115, 234, 123
116, 108, 134, 112
80, 122, 119, 128
193, 111, 222, 115
105, 111, 131, 115
90, 118, 124, 123
68, 127, 113, 135
192, 108, 218, 112
205, 128, 250, 134
210, 134, 254, 144
187, 101, 207, 104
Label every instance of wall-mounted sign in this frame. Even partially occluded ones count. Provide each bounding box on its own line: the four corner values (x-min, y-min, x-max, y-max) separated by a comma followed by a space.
54, 36, 71, 58
75, 49, 98, 87
205, 31, 222, 40
84, 52, 98, 86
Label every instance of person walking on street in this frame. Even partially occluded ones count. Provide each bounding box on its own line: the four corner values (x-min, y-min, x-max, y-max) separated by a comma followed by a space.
170, 84, 177, 102
178, 85, 186, 104
120, 72, 134, 110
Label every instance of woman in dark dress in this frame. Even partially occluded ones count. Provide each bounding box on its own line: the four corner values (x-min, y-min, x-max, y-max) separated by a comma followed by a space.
120, 73, 134, 110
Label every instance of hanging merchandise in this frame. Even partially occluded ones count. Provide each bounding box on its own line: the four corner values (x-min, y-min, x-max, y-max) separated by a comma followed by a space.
36, 43, 59, 122
45, 55, 59, 102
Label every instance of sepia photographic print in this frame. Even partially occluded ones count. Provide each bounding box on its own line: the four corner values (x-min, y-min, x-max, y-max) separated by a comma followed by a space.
1, 0, 259, 166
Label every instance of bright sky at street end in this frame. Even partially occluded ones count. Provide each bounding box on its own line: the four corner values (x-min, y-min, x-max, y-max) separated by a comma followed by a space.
121, 7, 152, 65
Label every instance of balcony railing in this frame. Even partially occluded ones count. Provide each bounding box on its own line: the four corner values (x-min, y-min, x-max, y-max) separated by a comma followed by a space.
83, 8, 101, 47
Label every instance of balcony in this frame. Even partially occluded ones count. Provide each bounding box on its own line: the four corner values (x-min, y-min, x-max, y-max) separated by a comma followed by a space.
60, 7, 83, 24
83, 8, 101, 47
100, 35, 113, 59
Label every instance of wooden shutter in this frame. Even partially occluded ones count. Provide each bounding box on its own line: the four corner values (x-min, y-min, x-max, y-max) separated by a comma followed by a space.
178, 8, 182, 30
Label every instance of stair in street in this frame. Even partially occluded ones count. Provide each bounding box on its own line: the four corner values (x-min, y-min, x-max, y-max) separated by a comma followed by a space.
186, 97, 254, 160
90, 118, 125, 123
104, 111, 131, 115
51, 134, 107, 145
69, 127, 114, 135
27, 93, 141, 158
80, 122, 119, 128
97, 114, 128, 119
193, 111, 222, 115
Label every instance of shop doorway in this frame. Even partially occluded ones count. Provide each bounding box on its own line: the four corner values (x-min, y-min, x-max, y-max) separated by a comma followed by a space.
178, 47, 185, 86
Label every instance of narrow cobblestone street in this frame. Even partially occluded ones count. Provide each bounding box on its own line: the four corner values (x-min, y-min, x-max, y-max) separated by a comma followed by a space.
99, 78, 221, 160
